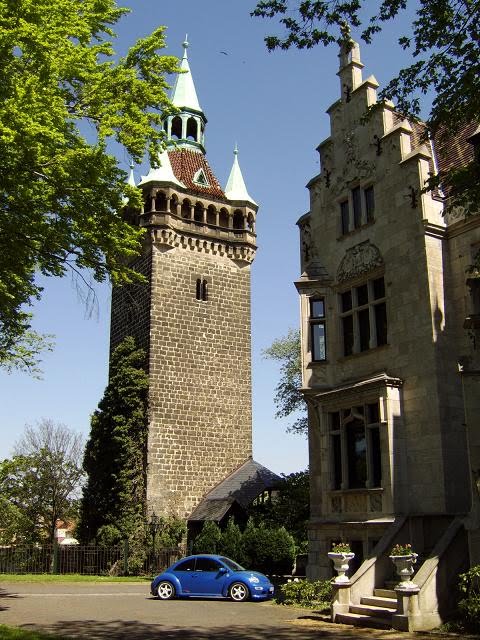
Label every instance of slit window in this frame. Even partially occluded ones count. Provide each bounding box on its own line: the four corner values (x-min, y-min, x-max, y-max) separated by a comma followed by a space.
310, 297, 326, 361
196, 279, 208, 302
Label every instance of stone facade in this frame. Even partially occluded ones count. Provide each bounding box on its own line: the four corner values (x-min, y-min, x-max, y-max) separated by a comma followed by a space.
296, 38, 480, 602
109, 42, 259, 521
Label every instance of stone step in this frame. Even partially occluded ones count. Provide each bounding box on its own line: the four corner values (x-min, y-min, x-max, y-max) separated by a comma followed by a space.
350, 603, 395, 619
360, 595, 397, 610
335, 612, 392, 630
374, 588, 396, 599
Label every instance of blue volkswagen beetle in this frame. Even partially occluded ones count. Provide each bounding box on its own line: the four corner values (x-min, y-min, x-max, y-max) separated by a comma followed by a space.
150, 554, 274, 602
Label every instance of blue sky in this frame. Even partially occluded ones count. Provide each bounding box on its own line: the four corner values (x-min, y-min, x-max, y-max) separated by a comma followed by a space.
0, 1, 420, 474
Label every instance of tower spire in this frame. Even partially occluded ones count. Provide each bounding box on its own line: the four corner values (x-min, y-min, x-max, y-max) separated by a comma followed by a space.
163, 39, 207, 153
225, 146, 257, 205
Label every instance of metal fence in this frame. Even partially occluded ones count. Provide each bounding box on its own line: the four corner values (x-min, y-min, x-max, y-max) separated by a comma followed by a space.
0, 544, 185, 576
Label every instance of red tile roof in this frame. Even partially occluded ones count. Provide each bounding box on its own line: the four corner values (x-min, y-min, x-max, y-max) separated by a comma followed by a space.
168, 149, 226, 201
432, 121, 477, 176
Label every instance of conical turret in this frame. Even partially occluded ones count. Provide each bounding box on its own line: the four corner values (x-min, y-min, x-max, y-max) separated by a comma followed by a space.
225, 146, 257, 206
163, 38, 207, 153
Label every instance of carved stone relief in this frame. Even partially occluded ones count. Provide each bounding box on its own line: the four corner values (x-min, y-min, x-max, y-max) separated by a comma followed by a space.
337, 240, 384, 283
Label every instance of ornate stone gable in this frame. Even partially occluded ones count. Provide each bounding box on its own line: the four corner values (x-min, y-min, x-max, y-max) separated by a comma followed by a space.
337, 240, 384, 283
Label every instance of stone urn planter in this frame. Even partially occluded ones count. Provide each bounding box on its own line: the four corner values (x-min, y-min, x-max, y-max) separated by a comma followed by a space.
389, 548, 418, 590
328, 551, 355, 584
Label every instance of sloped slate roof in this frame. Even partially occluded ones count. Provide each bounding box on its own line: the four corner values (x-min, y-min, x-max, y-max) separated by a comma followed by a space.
168, 149, 226, 200
188, 459, 282, 522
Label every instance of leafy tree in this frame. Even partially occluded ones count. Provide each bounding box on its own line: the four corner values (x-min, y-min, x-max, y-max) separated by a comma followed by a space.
0, 495, 32, 544
248, 470, 310, 551
77, 336, 149, 543
0, 419, 85, 542
242, 519, 295, 574
252, 0, 480, 214
219, 518, 245, 564
193, 521, 222, 554
263, 328, 307, 435
0, 0, 179, 372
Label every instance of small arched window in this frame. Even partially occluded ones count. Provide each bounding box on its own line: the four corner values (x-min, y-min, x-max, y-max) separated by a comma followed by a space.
196, 279, 208, 302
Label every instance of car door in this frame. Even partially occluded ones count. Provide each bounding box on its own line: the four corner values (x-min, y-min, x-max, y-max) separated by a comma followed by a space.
172, 558, 197, 594
192, 557, 228, 595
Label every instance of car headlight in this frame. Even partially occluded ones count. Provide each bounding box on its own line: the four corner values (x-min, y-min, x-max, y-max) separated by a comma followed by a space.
249, 576, 260, 583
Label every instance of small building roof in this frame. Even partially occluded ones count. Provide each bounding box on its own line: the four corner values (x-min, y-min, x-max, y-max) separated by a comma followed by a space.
171, 38, 202, 112
188, 458, 282, 522
224, 146, 257, 205
168, 148, 226, 200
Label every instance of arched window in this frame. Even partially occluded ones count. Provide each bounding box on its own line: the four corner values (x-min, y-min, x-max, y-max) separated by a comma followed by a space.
194, 202, 204, 222
196, 279, 208, 302
181, 199, 191, 219
233, 210, 244, 230
155, 192, 167, 212
186, 117, 197, 141
207, 205, 216, 225
219, 209, 229, 228
171, 116, 182, 139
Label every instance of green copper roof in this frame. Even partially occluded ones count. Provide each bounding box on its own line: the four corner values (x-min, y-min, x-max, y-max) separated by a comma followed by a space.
224, 146, 257, 205
171, 37, 202, 112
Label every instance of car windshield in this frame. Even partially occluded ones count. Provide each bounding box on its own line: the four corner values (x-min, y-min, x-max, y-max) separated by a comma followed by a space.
220, 557, 245, 571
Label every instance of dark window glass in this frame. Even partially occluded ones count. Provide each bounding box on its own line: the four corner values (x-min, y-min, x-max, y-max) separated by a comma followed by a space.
367, 402, 379, 424
359, 308, 370, 351
174, 559, 196, 572
373, 277, 385, 300
347, 419, 367, 488
365, 186, 375, 222
356, 284, 368, 306
341, 291, 352, 312
340, 200, 349, 234
202, 280, 208, 302
352, 186, 362, 228
374, 302, 387, 345
330, 411, 341, 431
342, 315, 354, 356
219, 557, 244, 571
195, 558, 221, 572
332, 433, 342, 489
370, 426, 382, 487
196, 279, 201, 300
310, 299, 325, 318
311, 322, 326, 361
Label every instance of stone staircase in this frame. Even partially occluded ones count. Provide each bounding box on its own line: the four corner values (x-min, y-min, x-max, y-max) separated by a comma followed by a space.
335, 588, 397, 629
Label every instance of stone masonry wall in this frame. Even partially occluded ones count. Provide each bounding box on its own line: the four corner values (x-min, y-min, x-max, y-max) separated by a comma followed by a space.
146, 244, 253, 518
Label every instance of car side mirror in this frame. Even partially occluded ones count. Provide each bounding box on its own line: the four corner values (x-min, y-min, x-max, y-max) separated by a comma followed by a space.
218, 567, 227, 574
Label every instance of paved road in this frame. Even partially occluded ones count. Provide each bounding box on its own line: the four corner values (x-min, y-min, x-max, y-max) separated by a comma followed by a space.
0, 581, 450, 640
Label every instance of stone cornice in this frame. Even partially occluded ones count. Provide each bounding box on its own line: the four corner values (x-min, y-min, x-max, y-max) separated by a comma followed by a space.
302, 372, 403, 405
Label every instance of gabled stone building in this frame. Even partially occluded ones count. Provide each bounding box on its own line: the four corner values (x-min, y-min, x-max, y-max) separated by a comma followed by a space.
110, 41, 275, 523
296, 39, 480, 629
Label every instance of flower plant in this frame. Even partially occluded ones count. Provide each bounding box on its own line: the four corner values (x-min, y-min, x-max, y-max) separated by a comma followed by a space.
390, 543, 414, 556
330, 541, 351, 553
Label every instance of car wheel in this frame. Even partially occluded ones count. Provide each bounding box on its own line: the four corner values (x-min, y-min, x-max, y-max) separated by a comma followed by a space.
156, 581, 175, 600
229, 581, 249, 602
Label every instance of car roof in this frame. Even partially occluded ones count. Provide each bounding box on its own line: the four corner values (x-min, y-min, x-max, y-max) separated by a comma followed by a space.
175, 554, 223, 562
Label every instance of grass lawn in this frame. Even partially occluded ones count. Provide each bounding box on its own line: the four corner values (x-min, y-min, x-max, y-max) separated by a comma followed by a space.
0, 625, 72, 640
0, 573, 149, 583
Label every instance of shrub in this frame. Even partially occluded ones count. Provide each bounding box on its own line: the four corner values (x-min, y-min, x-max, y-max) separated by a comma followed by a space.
193, 521, 222, 554
458, 565, 480, 632
219, 518, 245, 565
243, 520, 295, 574
278, 578, 332, 609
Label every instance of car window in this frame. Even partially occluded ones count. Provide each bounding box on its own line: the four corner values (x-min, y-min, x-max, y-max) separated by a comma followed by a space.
174, 558, 196, 572
195, 557, 222, 572
219, 557, 245, 571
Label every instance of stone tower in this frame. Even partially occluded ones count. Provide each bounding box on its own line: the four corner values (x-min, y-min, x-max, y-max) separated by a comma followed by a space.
110, 40, 259, 519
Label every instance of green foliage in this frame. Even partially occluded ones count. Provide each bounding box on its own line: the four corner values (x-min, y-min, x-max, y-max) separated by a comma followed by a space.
0, 496, 32, 545
0, 0, 179, 372
263, 328, 307, 435
193, 521, 222, 554
242, 519, 296, 575
248, 469, 309, 550
157, 516, 187, 548
278, 578, 332, 609
218, 518, 245, 564
96, 524, 122, 547
458, 565, 480, 632
0, 419, 84, 542
252, 0, 480, 214
77, 336, 149, 544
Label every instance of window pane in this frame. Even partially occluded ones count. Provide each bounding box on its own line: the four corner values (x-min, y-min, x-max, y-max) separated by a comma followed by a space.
341, 290, 352, 312
311, 322, 326, 361
374, 302, 387, 345
367, 402, 379, 424
365, 186, 375, 222
310, 299, 325, 318
358, 308, 370, 351
347, 419, 367, 488
341, 200, 349, 234
373, 277, 385, 300
342, 315, 354, 356
356, 284, 368, 306
352, 186, 362, 228
195, 558, 221, 572
175, 559, 196, 572
332, 434, 342, 490
370, 426, 382, 487
330, 411, 340, 431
